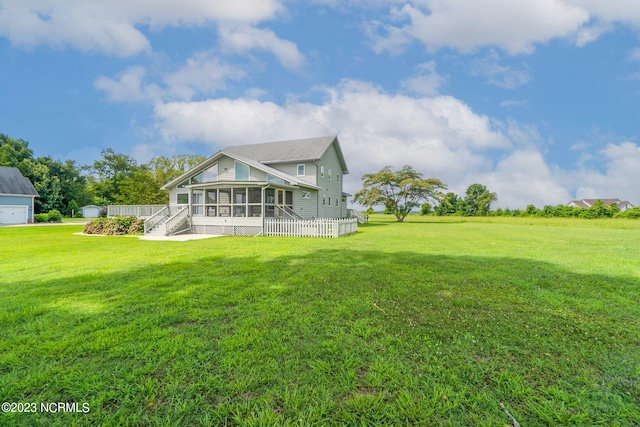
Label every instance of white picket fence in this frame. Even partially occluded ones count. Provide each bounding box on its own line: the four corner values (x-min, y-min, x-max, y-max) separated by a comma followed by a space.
264, 218, 358, 238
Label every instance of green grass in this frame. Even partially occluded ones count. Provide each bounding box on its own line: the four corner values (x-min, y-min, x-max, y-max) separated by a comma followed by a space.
1, 216, 639, 426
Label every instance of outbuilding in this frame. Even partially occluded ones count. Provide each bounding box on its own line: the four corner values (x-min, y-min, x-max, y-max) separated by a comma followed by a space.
0, 166, 39, 224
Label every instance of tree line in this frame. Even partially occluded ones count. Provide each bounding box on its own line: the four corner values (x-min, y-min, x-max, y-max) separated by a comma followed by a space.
354, 165, 639, 221
0, 133, 204, 216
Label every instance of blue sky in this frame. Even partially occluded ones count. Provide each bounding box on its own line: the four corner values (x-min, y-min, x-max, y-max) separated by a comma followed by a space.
1, 0, 640, 208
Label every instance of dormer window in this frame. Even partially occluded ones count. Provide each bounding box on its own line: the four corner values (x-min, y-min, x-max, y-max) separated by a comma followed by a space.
297, 164, 305, 176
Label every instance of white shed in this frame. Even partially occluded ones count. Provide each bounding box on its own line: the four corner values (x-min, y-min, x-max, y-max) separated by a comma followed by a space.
80, 205, 104, 218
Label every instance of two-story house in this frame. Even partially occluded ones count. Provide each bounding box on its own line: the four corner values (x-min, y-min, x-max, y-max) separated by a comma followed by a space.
159, 135, 350, 236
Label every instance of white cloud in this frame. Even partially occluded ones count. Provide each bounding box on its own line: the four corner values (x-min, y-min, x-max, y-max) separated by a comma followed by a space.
469, 150, 573, 208
564, 142, 640, 202
628, 47, 640, 62
95, 67, 162, 102
370, 0, 589, 55
219, 25, 305, 70
0, 0, 283, 56
152, 79, 517, 201
150, 79, 640, 207
95, 53, 245, 102
400, 61, 445, 95
470, 53, 531, 89
163, 53, 246, 100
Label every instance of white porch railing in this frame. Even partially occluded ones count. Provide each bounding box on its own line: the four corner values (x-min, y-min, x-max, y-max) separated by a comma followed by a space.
264, 218, 357, 238
108, 205, 167, 218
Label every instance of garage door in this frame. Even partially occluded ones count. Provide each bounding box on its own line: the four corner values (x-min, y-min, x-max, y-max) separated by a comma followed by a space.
0, 205, 28, 224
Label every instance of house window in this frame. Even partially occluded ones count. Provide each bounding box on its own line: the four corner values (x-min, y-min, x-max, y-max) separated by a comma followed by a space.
267, 174, 284, 184
206, 190, 217, 204
328, 168, 332, 180
337, 174, 340, 183
235, 161, 250, 181
297, 164, 305, 176
203, 164, 218, 182
328, 196, 331, 206
177, 193, 188, 204
322, 195, 326, 206
320, 165, 324, 178
191, 172, 203, 184
177, 180, 189, 189
192, 191, 204, 216
302, 191, 310, 199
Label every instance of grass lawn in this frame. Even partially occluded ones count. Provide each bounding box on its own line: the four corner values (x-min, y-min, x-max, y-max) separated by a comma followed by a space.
1, 216, 639, 426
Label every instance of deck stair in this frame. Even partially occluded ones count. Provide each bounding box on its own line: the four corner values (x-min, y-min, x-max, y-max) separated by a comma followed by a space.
350, 209, 369, 224
144, 206, 191, 236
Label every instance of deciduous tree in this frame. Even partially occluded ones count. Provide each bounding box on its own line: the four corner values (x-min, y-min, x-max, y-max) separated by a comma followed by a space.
354, 165, 446, 222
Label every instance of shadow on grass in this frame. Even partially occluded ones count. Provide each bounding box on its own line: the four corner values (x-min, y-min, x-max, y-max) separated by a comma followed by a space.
2, 249, 639, 426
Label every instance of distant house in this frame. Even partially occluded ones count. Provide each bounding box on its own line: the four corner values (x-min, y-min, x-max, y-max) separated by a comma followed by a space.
0, 166, 39, 224
568, 198, 634, 211
80, 205, 104, 218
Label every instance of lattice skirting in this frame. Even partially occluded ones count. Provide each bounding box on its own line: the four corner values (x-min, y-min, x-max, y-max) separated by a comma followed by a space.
192, 225, 262, 236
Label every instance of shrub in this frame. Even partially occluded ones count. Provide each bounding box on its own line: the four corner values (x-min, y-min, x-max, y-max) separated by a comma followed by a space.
34, 213, 49, 223
46, 210, 62, 222
83, 216, 144, 235
614, 207, 640, 219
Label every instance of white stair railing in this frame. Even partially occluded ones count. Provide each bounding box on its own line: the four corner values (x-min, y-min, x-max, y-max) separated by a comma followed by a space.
144, 206, 168, 234
165, 206, 190, 236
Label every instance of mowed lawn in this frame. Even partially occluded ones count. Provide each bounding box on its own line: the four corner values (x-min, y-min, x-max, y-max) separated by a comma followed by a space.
1, 216, 639, 426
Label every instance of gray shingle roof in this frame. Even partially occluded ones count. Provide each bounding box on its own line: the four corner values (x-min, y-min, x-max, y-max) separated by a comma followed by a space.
0, 166, 39, 196
223, 135, 343, 166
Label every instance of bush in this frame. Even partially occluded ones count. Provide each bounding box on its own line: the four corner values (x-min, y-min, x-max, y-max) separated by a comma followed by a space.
34, 213, 49, 223
47, 209, 62, 222
614, 207, 640, 219
83, 216, 144, 235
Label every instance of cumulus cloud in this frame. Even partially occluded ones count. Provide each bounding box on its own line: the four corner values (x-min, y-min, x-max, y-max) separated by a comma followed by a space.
148, 79, 640, 207
562, 141, 640, 201
219, 25, 305, 70
95, 67, 162, 102
400, 61, 445, 95
151, 79, 524, 202
95, 53, 245, 102
369, 0, 589, 55
0, 0, 283, 56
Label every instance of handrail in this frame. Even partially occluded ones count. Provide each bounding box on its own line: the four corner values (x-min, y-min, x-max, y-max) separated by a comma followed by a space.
274, 205, 301, 220
282, 205, 305, 220
144, 206, 168, 234
350, 209, 368, 223
165, 206, 190, 235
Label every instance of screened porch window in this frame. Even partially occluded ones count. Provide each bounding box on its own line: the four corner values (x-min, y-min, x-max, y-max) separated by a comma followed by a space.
203, 187, 264, 217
